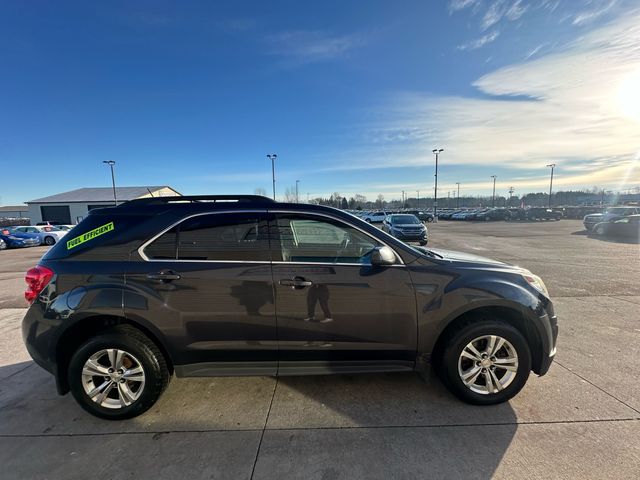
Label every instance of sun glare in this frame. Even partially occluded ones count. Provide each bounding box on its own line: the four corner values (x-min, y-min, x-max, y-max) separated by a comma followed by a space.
617, 67, 640, 123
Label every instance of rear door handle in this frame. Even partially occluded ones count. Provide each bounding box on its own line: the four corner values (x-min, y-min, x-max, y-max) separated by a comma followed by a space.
279, 278, 313, 288
147, 270, 181, 282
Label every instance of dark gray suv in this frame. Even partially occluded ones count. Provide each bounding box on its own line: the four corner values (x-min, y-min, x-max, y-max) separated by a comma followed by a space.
22, 195, 557, 419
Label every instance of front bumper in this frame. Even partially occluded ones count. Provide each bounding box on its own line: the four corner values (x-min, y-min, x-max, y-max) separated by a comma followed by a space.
392, 230, 428, 241
536, 313, 558, 375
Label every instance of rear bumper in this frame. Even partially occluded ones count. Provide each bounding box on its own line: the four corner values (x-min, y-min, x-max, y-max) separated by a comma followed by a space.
22, 304, 68, 394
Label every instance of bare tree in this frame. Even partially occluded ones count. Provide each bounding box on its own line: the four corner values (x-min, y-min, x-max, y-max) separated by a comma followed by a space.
284, 186, 296, 202
354, 194, 367, 207
376, 194, 384, 207
254, 187, 267, 196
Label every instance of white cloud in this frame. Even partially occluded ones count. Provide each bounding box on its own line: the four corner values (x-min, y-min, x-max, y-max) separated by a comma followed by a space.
479, 0, 530, 30
322, 10, 640, 193
482, 0, 510, 30
458, 30, 501, 50
449, 0, 482, 13
266, 30, 365, 63
573, 0, 617, 26
506, 0, 529, 21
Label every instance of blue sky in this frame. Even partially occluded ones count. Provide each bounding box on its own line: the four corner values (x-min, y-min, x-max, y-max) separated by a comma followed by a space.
1, 0, 639, 204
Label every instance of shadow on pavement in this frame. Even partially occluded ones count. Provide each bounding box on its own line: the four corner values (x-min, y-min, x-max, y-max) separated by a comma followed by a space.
572, 230, 640, 244
0, 363, 519, 478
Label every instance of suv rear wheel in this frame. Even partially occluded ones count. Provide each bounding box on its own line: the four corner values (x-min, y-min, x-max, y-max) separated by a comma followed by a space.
68, 327, 170, 420
438, 319, 531, 405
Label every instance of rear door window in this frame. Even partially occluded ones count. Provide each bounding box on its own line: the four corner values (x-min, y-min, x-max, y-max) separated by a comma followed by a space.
144, 212, 270, 261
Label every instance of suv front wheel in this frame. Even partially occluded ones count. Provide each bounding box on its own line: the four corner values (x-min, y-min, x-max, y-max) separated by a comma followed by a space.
68, 327, 170, 420
438, 319, 531, 405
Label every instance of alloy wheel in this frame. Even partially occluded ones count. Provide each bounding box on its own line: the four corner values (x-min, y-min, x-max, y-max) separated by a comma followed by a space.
457, 335, 519, 395
81, 349, 146, 409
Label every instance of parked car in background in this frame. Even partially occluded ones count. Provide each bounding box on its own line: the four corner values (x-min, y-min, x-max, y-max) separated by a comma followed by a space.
405, 210, 434, 222
475, 209, 508, 221
382, 214, 428, 245
505, 208, 527, 221
583, 206, 640, 231
362, 211, 389, 223
0, 229, 41, 248
590, 215, 640, 239
55, 225, 77, 231
525, 208, 562, 221
22, 194, 557, 419
438, 209, 462, 220
11, 225, 68, 245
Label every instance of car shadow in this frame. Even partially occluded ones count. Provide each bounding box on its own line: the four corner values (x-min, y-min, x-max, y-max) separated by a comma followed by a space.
586, 235, 640, 244
571, 230, 589, 236
0, 361, 517, 478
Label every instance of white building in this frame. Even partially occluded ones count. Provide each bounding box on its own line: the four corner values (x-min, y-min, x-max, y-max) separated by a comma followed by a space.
27, 186, 181, 225
0, 205, 29, 218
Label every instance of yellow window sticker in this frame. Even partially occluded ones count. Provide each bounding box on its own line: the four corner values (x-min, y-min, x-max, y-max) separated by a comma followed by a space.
66, 222, 115, 250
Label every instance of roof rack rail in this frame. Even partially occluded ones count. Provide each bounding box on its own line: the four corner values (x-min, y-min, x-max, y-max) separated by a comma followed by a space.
122, 195, 276, 206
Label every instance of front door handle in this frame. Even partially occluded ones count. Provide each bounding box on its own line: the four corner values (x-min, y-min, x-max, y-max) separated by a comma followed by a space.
147, 270, 181, 282
279, 277, 313, 289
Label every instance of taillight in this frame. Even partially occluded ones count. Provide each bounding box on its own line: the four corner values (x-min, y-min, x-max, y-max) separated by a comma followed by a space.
25, 265, 54, 304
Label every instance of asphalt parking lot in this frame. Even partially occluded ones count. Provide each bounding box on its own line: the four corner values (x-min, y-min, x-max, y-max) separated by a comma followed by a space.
0, 219, 639, 479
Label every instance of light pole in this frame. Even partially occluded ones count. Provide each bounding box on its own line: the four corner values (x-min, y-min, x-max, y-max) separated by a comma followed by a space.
416, 190, 420, 209
455, 182, 460, 208
102, 160, 117, 206
267, 154, 277, 200
432, 148, 443, 218
546, 164, 555, 208
491, 175, 497, 208
295, 180, 300, 203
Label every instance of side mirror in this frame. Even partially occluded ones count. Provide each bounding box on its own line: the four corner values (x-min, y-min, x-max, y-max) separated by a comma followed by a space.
370, 246, 397, 266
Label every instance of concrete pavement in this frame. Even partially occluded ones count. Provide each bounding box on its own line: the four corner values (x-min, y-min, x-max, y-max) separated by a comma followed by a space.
0, 220, 639, 479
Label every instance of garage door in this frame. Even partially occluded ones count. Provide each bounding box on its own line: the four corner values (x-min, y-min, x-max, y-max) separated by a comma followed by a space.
40, 205, 71, 224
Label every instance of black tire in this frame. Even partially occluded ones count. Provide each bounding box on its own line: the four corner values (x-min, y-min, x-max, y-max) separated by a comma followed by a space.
419, 240, 428, 246
68, 326, 170, 420
437, 319, 531, 405
426, 217, 434, 223
44, 236, 56, 246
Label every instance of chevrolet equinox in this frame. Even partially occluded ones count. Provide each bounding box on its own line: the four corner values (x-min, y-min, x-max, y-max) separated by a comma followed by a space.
22, 195, 557, 419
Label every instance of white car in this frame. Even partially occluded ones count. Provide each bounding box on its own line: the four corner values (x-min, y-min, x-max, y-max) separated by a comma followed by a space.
54, 225, 77, 232
362, 211, 389, 223
11, 225, 68, 246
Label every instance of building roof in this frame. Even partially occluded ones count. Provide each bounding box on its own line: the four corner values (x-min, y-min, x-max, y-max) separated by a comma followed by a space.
0, 205, 29, 212
27, 186, 179, 204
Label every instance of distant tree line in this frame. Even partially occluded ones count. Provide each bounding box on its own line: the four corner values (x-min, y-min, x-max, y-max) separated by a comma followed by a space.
256, 187, 640, 210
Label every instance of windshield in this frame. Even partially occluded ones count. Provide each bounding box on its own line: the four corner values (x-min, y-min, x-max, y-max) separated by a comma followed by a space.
390, 215, 420, 224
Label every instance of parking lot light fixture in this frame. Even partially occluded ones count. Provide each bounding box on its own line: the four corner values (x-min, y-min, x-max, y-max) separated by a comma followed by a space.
267, 154, 277, 200
416, 190, 420, 209
102, 160, 117, 206
432, 148, 443, 218
491, 175, 497, 208
546, 164, 556, 208
456, 182, 460, 208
